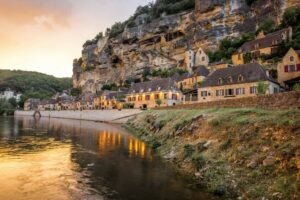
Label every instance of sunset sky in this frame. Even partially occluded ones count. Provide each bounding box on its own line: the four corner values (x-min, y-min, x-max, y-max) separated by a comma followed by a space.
0, 0, 151, 77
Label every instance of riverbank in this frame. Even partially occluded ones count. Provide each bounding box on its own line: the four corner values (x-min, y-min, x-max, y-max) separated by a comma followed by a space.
124, 108, 300, 199
15, 110, 143, 123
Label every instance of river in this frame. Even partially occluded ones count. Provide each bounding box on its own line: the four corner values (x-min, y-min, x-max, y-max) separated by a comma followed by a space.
0, 116, 217, 200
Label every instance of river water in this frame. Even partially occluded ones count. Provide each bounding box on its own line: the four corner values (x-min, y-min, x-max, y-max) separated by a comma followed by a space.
0, 116, 217, 200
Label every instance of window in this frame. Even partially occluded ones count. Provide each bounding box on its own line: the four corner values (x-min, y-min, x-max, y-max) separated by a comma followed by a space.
202, 56, 205, 61
164, 93, 168, 99
227, 76, 233, 83
216, 90, 224, 96
236, 88, 245, 95
128, 97, 132, 102
218, 78, 223, 85
172, 94, 177, 100
290, 56, 294, 62
138, 96, 143, 101
289, 65, 296, 72
154, 94, 160, 100
145, 95, 150, 101
225, 89, 234, 96
132, 97, 136, 101
274, 87, 279, 94
250, 86, 257, 94
238, 75, 244, 82
201, 91, 208, 97
238, 54, 241, 60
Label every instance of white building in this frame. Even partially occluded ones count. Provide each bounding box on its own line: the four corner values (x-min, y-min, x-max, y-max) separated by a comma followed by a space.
0, 89, 22, 102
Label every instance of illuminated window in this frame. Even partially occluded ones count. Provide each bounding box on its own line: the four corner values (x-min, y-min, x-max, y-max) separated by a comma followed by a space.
164, 93, 168, 99
138, 96, 143, 101
154, 94, 160, 99
145, 95, 150, 101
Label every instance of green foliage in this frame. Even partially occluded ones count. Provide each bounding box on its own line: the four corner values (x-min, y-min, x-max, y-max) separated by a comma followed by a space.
192, 154, 206, 170
257, 81, 268, 95
184, 144, 195, 158
208, 32, 255, 63
243, 52, 253, 64
0, 99, 15, 115
0, 70, 72, 105
293, 83, 300, 91
101, 83, 119, 91
8, 98, 17, 108
123, 103, 135, 109
257, 17, 277, 34
155, 99, 162, 107
70, 88, 82, 96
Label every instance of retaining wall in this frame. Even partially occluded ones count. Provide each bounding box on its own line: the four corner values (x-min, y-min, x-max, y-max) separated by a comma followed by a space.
157, 91, 300, 110
15, 109, 143, 123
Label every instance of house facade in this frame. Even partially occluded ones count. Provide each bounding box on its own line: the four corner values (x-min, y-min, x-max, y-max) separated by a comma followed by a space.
195, 47, 209, 67
93, 90, 126, 110
126, 78, 182, 109
277, 48, 300, 89
24, 99, 40, 111
198, 63, 280, 102
232, 27, 292, 65
175, 66, 209, 90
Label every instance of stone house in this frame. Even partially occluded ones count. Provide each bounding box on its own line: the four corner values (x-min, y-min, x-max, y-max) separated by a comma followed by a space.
195, 47, 209, 67
232, 27, 293, 65
208, 61, 232, 72
277, 48, 300, 89
37, 99, 56, 111
175, 66, 210, 90
93, 90, 126, 110
198, 63, 280, 102
126, 78, 183, 109
24, 98, 40, 111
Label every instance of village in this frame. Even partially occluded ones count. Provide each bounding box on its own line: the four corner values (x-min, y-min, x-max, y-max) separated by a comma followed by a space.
25, 27, 300, 112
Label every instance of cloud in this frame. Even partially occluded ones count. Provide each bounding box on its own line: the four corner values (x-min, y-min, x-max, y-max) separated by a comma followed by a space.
0, 0, 73, 28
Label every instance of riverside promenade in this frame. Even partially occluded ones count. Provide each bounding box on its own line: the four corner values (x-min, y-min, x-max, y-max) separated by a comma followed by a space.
15, 109, 143, 124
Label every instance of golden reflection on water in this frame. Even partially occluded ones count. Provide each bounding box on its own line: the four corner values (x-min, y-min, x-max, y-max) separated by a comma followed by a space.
0, 145, 81, 200
98, 130, 149, 159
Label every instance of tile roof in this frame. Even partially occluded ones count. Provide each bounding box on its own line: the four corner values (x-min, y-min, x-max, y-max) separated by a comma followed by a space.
237, 28, 291, 53
201, 63, 277, 88
128, 78, 179, 93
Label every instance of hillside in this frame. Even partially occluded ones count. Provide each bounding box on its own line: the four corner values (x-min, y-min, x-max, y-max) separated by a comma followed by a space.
0, 69, 72, 100
72, 0, 300, 93
125, 108, 300, 199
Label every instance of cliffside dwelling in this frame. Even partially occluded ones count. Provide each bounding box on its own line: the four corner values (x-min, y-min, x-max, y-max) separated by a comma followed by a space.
232, 28, 293, 65
175, 65, 210, 90
208, 61, 232, 72
195, 47, 209, 67
126, 78, 183, 109
198, 63, 280, 102
277, 48, 300, 89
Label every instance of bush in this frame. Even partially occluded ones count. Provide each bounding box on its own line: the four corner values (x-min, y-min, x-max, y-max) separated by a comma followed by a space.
257, 81, 268, 95
192, 154, 206, 170
293, 83, 300, 91
184, 144, 195, 158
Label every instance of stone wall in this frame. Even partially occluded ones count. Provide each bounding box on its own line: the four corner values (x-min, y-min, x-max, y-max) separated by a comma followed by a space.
157, 91, 300, 110
15, 109, 143, 124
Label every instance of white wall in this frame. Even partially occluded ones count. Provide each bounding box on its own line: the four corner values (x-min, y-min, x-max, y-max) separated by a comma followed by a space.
15, 109, 143, 124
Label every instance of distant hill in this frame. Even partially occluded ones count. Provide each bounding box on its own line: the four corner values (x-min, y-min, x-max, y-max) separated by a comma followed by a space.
0, 69, 72, 100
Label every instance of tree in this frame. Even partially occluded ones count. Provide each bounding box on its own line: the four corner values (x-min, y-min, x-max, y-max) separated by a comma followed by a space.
257, 82, 268, 95
293, 83, 300, 91
8, 98, 17, 108
156, 99, 162, 107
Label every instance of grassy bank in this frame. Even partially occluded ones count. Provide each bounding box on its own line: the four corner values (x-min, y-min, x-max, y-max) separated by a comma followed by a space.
125, 108, 300, 199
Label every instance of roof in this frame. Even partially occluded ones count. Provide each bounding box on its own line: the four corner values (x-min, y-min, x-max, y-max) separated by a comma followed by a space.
208, 61, 228, 66
128, 78, 179, 93
194, 65, 209, 77
295, 50, 300, 57
201, 63, 277, 88
237, 28, 291, 53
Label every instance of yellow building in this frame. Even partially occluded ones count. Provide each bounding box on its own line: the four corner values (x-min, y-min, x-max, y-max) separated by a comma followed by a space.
126, 78, 183, 109
232, 27, 292, 65
277, 48, 300, 89
208, 61, 232, 72
198, 63, 280, 102
175, 66, 209, 90
93, 91, 126, 110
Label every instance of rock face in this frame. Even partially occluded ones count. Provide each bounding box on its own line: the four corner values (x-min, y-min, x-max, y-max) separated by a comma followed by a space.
73, 0, 298, 93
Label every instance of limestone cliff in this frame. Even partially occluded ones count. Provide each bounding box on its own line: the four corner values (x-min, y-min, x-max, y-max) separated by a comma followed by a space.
73, 0, 300, 93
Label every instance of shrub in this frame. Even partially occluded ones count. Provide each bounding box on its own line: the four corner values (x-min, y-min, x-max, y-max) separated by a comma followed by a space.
184, 144, 194, 158
257, 81, 268, 95
293, 83, 300, 91
192, 154, 206, 170
174, 119, 189, 131
151, 141, 161, 150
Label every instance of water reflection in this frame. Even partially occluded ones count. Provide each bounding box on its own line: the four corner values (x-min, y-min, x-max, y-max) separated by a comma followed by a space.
0, 116, 217, 200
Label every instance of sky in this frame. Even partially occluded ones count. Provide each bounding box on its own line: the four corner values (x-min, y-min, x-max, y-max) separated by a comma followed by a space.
0, 0, 151, 77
